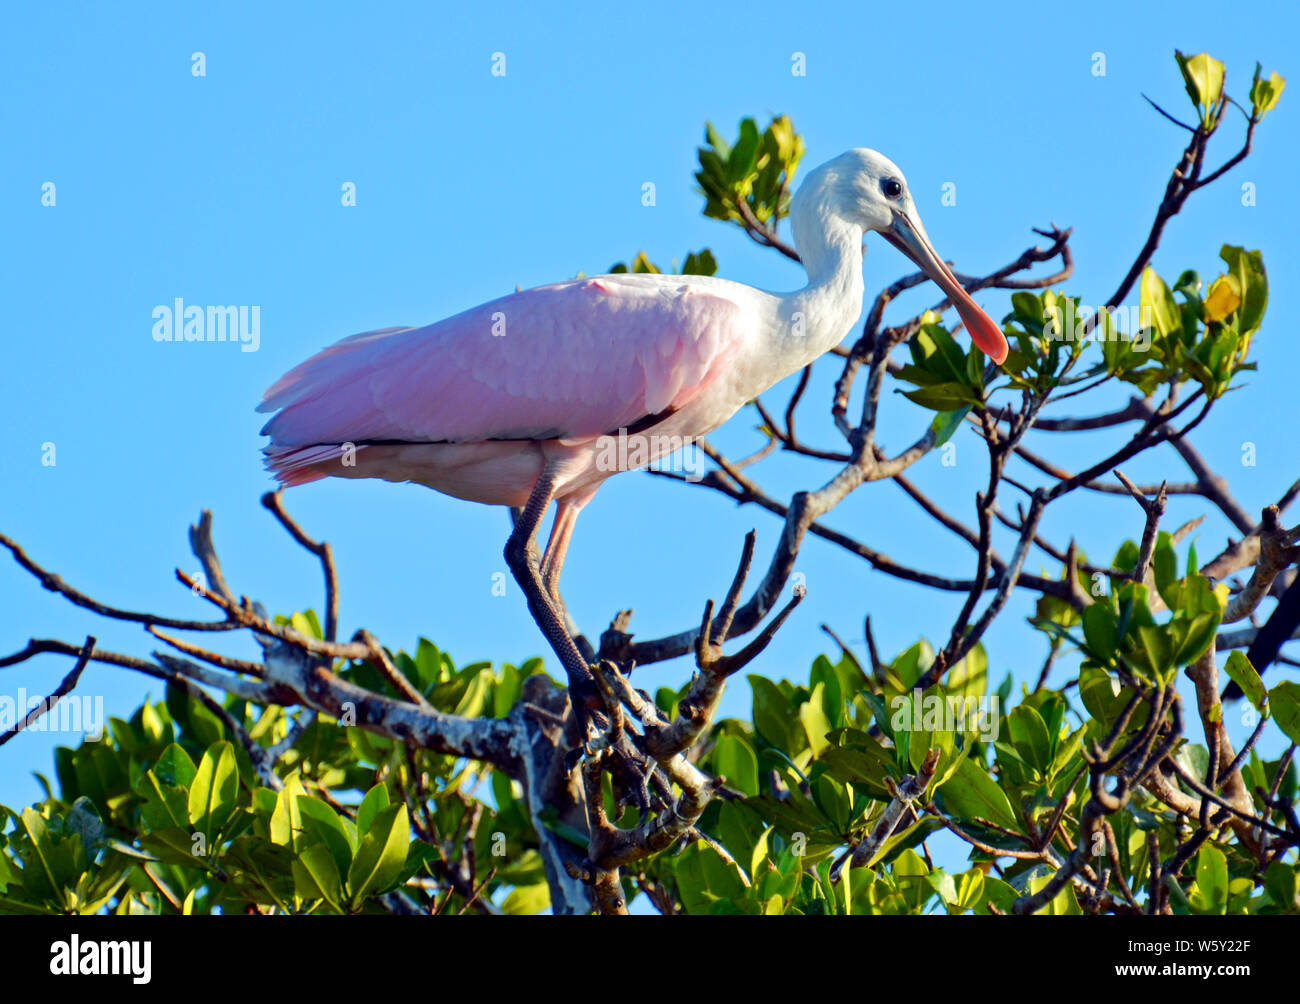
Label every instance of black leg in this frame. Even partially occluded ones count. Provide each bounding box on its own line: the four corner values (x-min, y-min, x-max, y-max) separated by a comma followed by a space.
504, 465, 600, 736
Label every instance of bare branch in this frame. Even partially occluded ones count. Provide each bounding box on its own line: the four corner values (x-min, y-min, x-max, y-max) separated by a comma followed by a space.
262, 491, 340, 641
831, 749, 939, 881
0, 532, 237, 633
0, 636, 95, 749
1113, 472, 1168, 583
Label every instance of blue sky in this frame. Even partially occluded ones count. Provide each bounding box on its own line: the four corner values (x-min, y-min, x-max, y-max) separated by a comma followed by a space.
2, 0, 1296, 850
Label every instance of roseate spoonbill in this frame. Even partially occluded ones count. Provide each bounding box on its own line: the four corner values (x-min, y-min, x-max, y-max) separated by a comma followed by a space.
258, 148, 1007, 730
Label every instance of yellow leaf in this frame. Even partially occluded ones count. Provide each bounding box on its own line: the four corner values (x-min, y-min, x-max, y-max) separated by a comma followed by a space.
1251, 68, 1286, 116
1204, 275, 1241, 323
799, 688, 832, 756
501, 882, 550, 915
1177, 51, 1225, 122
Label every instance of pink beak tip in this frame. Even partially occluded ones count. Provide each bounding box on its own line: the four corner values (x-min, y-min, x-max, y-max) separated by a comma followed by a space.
958, 304, 1010, 366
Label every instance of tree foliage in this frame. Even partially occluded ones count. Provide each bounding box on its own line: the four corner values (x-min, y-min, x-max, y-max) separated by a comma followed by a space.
2, 50, 1296, 916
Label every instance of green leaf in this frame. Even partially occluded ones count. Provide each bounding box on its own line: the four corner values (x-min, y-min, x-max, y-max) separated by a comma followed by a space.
1195, 844, 1228, 914
889, 639, 933, 692
454, 668, 493, 718
1140, 267, 1182, 345
166, 681, 227, 748
290, 609, 323, 640
749, 676, 792, 749
912, 323, 970, 383
347, 804, 410, 908
946, 642, 988, 702
139, 772, 191, 832
296, 796, 355, 877
1219, 245, 1268, 338
930, 406, 972, 448
1264, 859, 1297, 910
1007, 706, 1052, 774
676, 840, 751, 914
1009, 291, 1044, 324
270, 773, 307, 848
18, 809, 68, 899
713, 734, 759, 797
137, 827, 211, 870
900, 382, 980, 412
869, 816, 945, 872
1224, 651, 1269, 715
1133, 625, 1173, 680
799, 684, 833, 755
356, 783, 391, 836
813, 775, 852, 832
936, 756, 1018, 832
1173, 611, 1220, 667
818, 743, 894, 796
953, 867, 986, 913
78, 851, 133, 915
1174, 743, 1210, 787
681, 249, 718, 276
293, 843, 343, 908
501, 882, 550, 915
187, 741, 239, 839
1152, 532, 1178, 606
413, 638, 446, 689
704, 122, 731, 162
1026, 869, 1083, 915
728, 118, 760, 183
745, 793, 827, 836
1082, 603, 1119, 661
1269, 682, 1300, 745
974, 876, 1019, 915
750, 826, 773, 885
150, 743, 198, 788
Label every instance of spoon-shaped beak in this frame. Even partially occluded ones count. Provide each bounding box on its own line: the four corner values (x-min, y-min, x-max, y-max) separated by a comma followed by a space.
881, 209, 1008, 365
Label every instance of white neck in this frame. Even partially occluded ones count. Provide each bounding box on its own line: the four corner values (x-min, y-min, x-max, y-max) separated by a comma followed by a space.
775, 208, 865, 371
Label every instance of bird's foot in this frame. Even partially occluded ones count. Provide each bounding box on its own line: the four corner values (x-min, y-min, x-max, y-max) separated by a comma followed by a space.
563, 702, 614, 773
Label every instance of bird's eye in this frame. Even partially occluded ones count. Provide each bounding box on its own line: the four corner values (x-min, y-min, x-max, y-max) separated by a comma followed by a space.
880, 178, 903, 199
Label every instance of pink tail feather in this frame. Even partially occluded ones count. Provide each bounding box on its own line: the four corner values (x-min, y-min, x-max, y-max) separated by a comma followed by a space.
263, 444, 364, 487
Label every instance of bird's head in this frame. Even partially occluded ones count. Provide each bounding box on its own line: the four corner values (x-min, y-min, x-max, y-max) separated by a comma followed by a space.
794, 148, 1008, 364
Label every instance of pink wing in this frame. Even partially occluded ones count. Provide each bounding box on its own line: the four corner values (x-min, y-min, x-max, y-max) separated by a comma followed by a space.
258, 275, 748, 452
